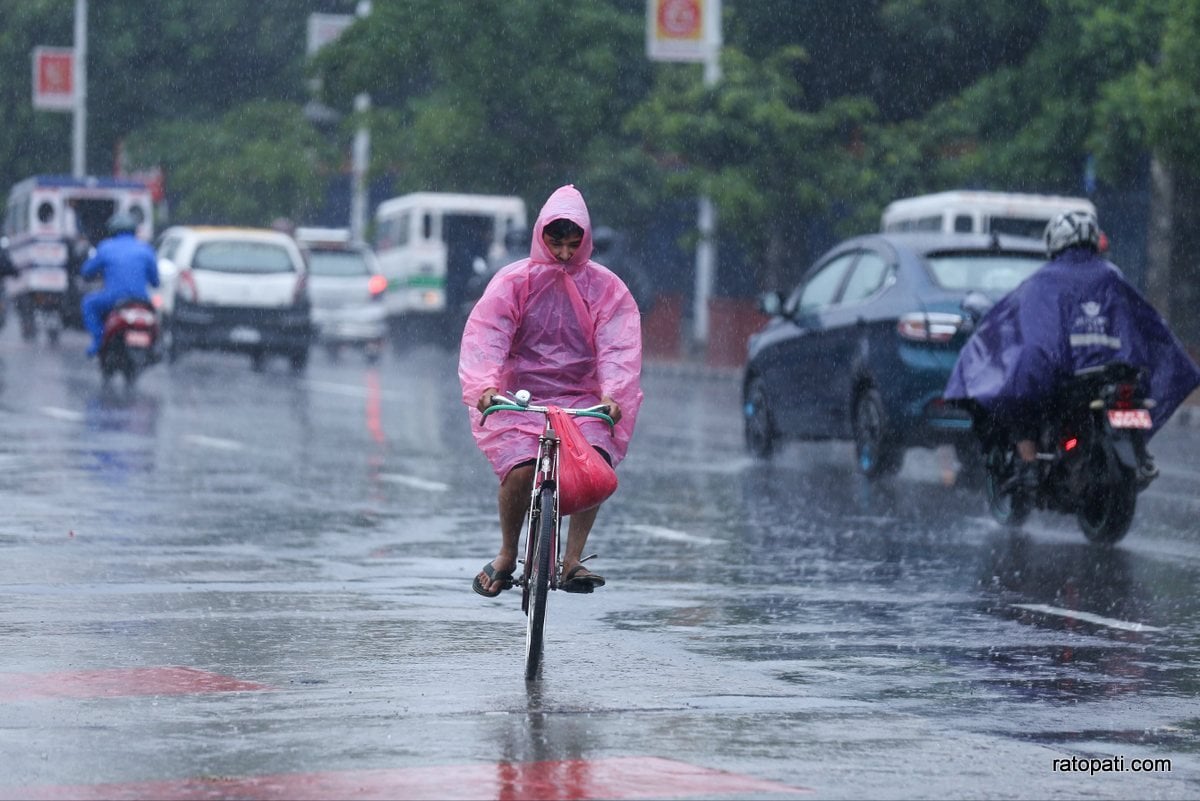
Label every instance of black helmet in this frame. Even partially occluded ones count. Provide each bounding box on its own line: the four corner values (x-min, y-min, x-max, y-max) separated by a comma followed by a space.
107, 211, 139, 235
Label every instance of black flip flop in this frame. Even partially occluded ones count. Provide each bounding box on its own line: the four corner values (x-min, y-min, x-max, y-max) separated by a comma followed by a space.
472, 561, 514, 597
561, 564, 606, 594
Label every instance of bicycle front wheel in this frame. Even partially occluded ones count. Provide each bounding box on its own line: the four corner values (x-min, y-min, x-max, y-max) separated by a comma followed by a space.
524, 485, 556, 681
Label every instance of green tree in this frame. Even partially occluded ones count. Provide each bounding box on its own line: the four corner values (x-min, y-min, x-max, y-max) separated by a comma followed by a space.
1092, 0, 1200, 348
313, 0, 655, 222
127, 101, 335, 226
627, 47, 875, 291
0, 0, 341, 219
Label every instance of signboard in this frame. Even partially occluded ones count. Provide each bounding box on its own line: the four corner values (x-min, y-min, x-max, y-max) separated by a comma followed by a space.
646, 0, 709, 62
32, 47, 75, 111
307, 13, 355, 56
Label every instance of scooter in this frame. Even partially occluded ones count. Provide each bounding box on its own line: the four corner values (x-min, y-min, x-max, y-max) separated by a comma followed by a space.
978, 362, 1154, 544
98, 298, 160, 388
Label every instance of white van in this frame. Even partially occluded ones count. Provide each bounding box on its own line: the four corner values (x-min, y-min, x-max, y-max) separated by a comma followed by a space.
372, 192, 526, 321
3, 175, 155, 339
881, 190, 1096, 240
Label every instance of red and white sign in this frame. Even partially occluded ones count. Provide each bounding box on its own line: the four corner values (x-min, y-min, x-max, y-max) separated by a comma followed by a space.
32, 46, 75, 111
646, 0, 710, 62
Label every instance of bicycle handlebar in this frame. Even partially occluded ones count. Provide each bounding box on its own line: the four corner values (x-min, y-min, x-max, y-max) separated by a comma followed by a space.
480, 392, 615, 429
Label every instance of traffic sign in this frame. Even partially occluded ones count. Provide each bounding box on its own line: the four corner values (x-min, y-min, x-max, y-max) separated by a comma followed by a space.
32, 46, 75, 112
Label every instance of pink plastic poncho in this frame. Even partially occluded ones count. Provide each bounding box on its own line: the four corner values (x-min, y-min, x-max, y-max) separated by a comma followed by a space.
459, 185, 644, 480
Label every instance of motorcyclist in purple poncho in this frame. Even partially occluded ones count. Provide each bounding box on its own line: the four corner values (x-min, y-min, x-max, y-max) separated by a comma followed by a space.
944, 210, 1200, 495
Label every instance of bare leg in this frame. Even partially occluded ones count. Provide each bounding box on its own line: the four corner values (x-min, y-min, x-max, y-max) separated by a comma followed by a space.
476, 464, 533, 594
562, 504, 601, 579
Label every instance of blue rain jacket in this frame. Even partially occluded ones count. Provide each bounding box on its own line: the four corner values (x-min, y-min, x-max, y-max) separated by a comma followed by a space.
944, 248, 1200, 436
80, 232, 159, 299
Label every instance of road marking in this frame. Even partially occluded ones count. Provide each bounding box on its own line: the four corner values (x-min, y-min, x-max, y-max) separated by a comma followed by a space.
627, 523, 720, 545
306, 379, 402, 401
41, 406, 84, 422
183, 434, 244, 451
377, 473, 450, 492
1011, 603, 1164, 633
0, 756, 808, 800
0, 666, 270, 702
306, 379, 370, 398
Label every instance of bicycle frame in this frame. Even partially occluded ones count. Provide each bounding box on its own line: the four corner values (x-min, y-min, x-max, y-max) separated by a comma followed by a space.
480, 390, 613, 679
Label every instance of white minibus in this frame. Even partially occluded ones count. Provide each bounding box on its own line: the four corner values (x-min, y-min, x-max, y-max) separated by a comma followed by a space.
881, 190, 1096, 240
3, 174, 154, 339
372, 192, 526, 322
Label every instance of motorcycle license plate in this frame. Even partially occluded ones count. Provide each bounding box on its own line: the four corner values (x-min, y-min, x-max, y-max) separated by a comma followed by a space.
28, 269, 68, 291
124, 330, 152, 348
1107, 408, 1152, 429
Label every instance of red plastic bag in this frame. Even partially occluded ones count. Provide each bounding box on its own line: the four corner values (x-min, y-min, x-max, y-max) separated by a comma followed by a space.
548, 406, 618, 516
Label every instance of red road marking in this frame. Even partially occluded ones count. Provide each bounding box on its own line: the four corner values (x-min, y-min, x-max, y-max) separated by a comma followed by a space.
0, 666, 271, 702
0, 756, 808, 800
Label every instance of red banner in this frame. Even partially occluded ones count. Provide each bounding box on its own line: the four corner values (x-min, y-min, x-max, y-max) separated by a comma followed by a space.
32, 46, 75, 112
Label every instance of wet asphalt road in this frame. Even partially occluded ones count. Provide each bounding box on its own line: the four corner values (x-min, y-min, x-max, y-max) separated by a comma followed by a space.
0, 323, 1198, 800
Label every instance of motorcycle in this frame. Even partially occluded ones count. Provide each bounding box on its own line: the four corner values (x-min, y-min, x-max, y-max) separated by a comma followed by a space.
98, 298, 160, 387
976, 361, 1154, 544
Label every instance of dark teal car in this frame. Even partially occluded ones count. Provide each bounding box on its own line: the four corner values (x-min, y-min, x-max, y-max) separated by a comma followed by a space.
742, 232, 1046, 477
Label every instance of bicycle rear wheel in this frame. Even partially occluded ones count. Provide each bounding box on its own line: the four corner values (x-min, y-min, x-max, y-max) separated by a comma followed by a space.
524, 485, 556, 681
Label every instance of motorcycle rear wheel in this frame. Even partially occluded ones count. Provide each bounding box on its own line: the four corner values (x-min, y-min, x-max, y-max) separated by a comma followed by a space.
1077, 441, 1137, 544
984, 445, 1030, 527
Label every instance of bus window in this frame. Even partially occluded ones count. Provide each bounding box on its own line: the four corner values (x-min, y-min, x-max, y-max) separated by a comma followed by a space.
954, 214, 973, 233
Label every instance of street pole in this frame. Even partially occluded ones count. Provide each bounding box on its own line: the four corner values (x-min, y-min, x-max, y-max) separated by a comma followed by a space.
349, 1, 372, 243
350, 92, 371, 243
691, 0, 721, 349
72, 0, 87, 178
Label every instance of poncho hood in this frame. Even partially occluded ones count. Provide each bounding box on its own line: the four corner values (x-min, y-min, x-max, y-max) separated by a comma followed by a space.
529, 184, 594, 272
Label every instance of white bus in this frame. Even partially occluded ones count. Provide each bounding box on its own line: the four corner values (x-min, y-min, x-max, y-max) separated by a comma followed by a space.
881, 190, 1096, 240
372, 192, 526, 322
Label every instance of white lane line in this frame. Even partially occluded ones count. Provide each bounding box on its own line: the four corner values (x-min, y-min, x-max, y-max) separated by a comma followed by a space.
42, 407, 84, 422
184, 434, 245, 451
306, 380, 371, 399
1011, 603, 1164, 633
627, 523, 720, 545
378, 473, 450, 492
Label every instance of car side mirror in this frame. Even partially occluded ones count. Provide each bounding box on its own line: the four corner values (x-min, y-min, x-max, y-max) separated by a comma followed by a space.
758, 291, 785, 317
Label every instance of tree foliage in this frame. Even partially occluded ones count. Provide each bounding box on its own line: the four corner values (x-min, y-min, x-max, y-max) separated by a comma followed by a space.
0, 0, 1197, 318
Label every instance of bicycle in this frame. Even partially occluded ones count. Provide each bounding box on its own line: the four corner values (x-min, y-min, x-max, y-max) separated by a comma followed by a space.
481, 389, 615, 681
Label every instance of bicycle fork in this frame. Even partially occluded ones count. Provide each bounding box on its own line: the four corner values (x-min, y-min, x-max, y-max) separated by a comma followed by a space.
518, 428, 561, 603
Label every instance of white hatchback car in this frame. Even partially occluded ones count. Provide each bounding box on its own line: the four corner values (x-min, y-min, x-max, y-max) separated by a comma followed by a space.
154, 226, 313, 372
294, 227, 388, 363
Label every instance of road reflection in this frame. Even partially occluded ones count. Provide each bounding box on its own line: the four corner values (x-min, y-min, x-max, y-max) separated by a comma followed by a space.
976, 531, 1160, 702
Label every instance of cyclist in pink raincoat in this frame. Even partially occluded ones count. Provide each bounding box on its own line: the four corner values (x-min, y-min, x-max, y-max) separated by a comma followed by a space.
459, 184, 643, 597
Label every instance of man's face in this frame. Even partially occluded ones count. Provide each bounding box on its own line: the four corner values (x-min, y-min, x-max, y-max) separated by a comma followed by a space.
542, 229, 584, 263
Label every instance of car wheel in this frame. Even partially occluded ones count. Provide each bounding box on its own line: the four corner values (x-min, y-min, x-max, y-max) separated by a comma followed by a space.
163, 317, 182, 364
743, 377, 777, 459
853, 387, 903, 478
289, 349, 309, 374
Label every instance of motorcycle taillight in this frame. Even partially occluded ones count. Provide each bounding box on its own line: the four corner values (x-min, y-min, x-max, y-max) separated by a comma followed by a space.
118, 307, 156, 327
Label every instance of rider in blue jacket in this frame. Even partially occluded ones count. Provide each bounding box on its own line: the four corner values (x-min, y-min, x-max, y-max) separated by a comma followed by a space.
945, 210, 1200, 492
80, 212, 159, 356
